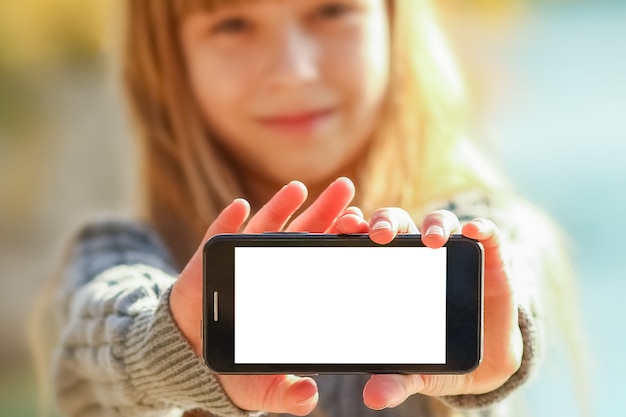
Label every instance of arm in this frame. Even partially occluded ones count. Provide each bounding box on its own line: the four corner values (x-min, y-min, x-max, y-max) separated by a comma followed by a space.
52, 220, 260, 417
53, 177, 364, 417
356, 192, 547, 410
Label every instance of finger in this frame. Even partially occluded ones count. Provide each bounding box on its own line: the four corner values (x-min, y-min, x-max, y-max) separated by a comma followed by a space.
219, 374, 319, 416
363, 374, 468, 409
463, 219, 522, 383
329, 206, 369, 234
188, 198, 252, 276
420, 210, 461, 248
462, 218, 512, 298
172, 198, 251, 354
286, 177, 356, 232
462, 218, 506, 271
368, 208, 418, 245
244, 181, 308, 233
201, 198, 251, 242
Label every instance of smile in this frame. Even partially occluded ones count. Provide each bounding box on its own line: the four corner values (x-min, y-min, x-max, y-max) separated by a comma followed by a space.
257, 109, 335, 137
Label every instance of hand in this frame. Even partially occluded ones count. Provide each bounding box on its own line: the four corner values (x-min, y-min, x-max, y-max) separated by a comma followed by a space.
351, 208, 523, 410
170, 177, 368, 416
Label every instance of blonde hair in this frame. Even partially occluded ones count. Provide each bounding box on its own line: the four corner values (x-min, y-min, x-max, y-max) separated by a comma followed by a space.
122, 3, 588, 415
123, 0, 504, 266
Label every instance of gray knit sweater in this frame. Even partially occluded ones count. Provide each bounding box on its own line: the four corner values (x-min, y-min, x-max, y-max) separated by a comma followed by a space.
51, 194, 542, 417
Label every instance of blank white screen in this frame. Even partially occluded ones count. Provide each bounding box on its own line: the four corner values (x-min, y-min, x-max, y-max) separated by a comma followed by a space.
234, 246, 446, 364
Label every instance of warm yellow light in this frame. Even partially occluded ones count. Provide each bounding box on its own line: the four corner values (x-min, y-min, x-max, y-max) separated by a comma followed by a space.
0, 0, 110, 71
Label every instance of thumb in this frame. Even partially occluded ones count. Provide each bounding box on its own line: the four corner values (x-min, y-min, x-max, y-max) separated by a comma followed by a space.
171, 198, 250, 354
219, 374, 319, 416
185, 198, 251, 275
363, 374, 469, 409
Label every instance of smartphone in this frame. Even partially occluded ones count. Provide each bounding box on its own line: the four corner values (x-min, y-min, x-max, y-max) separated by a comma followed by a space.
202, 233, 483, 374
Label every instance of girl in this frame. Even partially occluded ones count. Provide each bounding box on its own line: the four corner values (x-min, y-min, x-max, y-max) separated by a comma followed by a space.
42, 0, 574, 416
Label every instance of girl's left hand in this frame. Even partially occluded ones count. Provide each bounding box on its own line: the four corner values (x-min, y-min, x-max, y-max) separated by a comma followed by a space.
334, 208, 523, 410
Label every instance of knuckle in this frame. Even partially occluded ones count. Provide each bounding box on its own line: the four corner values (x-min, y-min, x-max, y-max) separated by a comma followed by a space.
346, 206, 364, 217
422, 211, 445, 228
370, 207, 393, 222
420, 375, 466, 396
261, 375, 287, 410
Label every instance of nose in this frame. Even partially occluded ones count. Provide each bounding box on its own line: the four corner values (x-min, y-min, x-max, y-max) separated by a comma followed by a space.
265, 23, 320, 89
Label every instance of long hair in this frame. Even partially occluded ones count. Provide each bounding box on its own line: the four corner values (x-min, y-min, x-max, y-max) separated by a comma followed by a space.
27, 2, 588, 417
122, 0, 505, 266
121, 3, 588, 415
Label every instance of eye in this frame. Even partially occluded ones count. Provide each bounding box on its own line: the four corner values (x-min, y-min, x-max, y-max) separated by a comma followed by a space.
315, 2, 354, 20
212, 17, 251, 34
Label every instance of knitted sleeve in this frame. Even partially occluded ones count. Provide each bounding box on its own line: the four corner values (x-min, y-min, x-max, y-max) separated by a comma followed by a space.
52, 220, 264, 417
428, 192, 546, 410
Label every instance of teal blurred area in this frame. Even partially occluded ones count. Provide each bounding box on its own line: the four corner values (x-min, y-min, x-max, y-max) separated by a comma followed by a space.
0, 1, 624, 417
492, 1, 626, 417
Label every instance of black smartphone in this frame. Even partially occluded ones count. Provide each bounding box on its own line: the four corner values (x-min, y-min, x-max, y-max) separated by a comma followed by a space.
202, 233, 483, 374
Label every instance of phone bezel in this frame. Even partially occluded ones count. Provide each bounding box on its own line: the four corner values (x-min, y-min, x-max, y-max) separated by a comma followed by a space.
202, 233, 483, 374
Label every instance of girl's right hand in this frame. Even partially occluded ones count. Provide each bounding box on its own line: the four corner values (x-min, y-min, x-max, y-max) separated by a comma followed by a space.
170, 177, 368, 416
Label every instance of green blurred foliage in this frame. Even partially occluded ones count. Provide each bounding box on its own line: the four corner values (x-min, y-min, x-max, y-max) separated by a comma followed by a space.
0, 0, 108, 137
0, 0, 107, 71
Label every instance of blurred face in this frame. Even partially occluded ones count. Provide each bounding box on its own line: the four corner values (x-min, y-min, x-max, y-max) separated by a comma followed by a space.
179, 0, 390, 188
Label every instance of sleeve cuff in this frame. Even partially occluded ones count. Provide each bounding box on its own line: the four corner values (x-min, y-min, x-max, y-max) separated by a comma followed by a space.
123, 286, 266, 417
438, 306, 539, 409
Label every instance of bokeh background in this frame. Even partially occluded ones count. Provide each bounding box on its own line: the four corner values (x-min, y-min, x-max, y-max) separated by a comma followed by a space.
0, 0, 624, 416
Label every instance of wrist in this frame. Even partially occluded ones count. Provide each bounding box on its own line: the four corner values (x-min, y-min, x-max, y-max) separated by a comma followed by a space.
170, 279, 203, 355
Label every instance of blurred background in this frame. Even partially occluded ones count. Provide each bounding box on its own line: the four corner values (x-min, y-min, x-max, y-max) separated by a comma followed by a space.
0, 0, 624, 416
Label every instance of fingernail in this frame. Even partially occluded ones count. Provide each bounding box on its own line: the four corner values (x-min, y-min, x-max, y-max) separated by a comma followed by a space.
473, 220, 485, 235
291, 377, 318, 407
425, 224, 444, 238
296, 393, 318, 407
370, 402, 389, 411
372, 220, 392, 231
